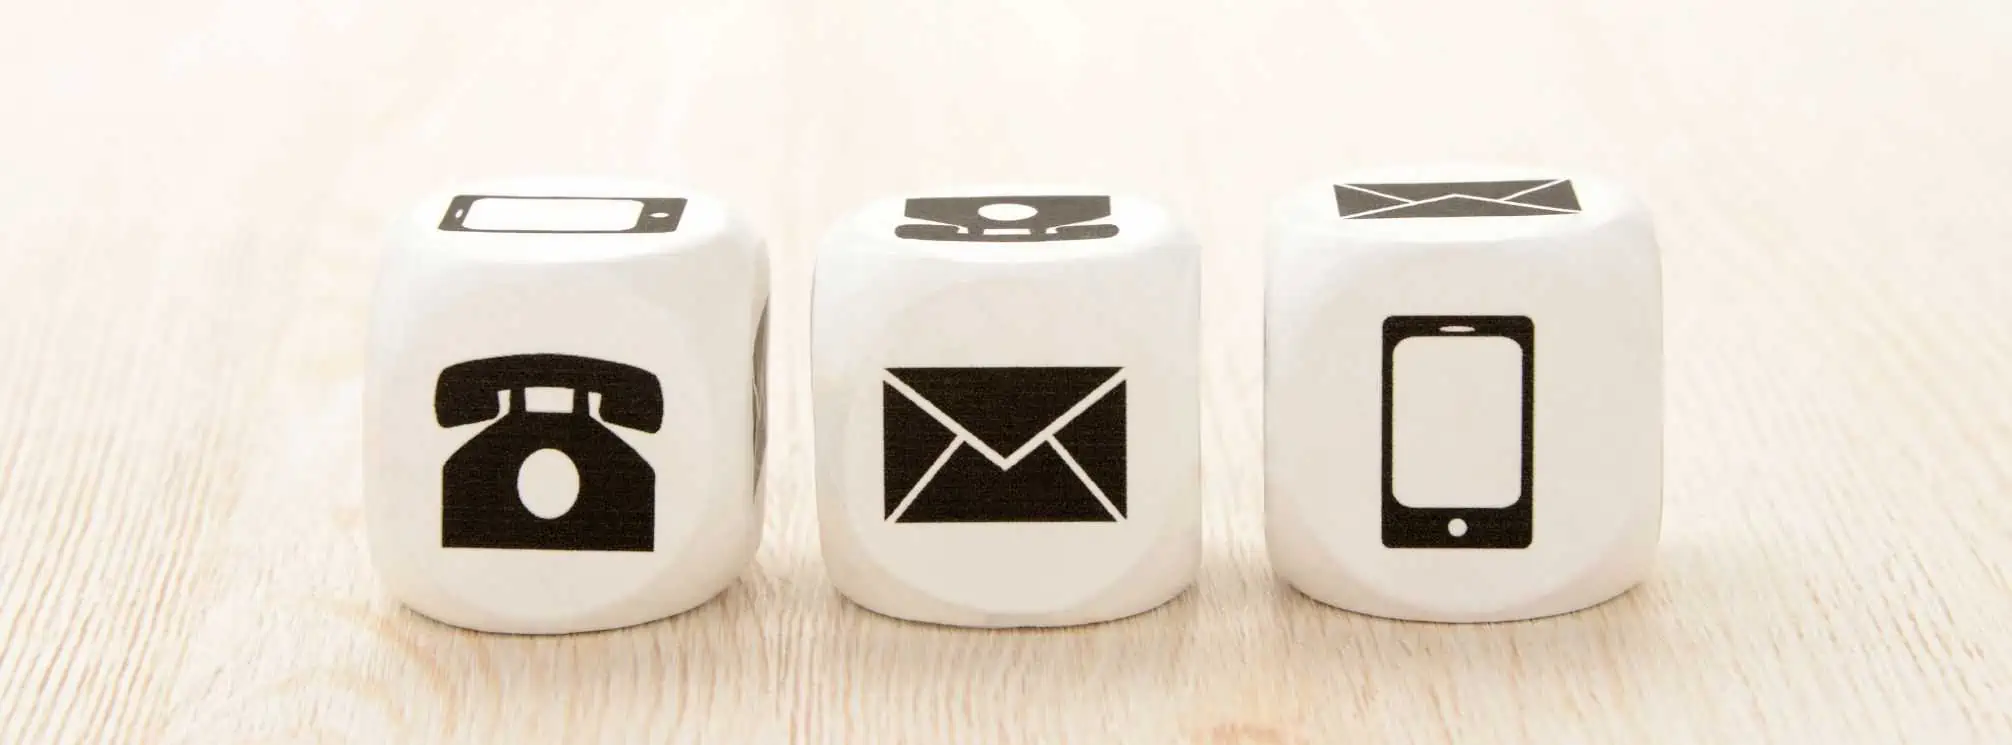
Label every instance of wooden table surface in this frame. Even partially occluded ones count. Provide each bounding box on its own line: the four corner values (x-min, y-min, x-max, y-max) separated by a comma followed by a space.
4, 1, 2010, 742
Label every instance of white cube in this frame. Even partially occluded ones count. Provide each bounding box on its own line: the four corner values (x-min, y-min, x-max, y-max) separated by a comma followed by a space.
364, 177, 769, 634
811, 186, 1200, 628
1264, 166, 1663, 623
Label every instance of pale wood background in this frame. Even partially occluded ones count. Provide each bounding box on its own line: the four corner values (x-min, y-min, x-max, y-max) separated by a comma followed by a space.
3, 0, 2010, 742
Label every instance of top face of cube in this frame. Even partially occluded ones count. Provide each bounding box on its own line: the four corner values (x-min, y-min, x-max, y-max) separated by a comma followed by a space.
405, 176, 743, 262
826, 185, 1187, 261
1275, 165, 1646, 245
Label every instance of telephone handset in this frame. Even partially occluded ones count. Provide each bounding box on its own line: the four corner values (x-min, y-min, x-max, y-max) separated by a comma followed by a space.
435, 354, 663, 432
434, 353, 664, 552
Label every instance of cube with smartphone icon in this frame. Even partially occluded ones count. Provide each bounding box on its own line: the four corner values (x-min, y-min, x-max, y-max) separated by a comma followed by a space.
364, 177, 769, 634
1264, 167, 1663, 623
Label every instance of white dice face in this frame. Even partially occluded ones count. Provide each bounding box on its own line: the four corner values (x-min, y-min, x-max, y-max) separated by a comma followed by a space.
1265, 166, 1663, 623
365, 178, 768, 634
812, 186, 1200, 628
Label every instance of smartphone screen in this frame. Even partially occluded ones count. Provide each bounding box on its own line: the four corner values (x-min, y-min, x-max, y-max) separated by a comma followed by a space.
463, 197, 643, 232
438, 195, 686, 234
1390, 332, 1526, 509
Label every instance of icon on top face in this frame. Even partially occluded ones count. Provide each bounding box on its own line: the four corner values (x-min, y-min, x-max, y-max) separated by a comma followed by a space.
895, 196, 1120, 242
438, 194, 688, 234
1335, 180, 1580, 219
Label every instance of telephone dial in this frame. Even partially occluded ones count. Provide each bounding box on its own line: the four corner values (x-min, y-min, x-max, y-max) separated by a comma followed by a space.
435, 354, 662, 551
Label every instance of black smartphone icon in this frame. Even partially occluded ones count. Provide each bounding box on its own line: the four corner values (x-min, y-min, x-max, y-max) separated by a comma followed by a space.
435, 354, 663, 551
1381, 315, 1534, 549
437, 195, 687, 234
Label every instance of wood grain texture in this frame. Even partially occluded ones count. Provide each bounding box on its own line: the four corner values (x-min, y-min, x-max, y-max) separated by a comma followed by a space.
3, 0, 2010, 742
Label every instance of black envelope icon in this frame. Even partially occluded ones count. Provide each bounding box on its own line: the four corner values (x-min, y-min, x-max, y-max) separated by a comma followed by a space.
881, 367, 1126, 523
1335, 179, 1581, 219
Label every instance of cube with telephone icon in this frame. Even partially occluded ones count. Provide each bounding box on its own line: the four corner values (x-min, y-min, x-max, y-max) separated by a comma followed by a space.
1264, 166, 1664, 623
364, 178, 770, 635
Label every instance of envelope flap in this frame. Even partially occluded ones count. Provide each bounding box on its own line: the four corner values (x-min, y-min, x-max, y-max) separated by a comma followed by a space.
888, 366, 1122, 456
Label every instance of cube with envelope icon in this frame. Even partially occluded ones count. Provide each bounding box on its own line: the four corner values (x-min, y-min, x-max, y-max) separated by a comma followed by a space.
1264, 165, 1664, 623
812, 185, 1200, 628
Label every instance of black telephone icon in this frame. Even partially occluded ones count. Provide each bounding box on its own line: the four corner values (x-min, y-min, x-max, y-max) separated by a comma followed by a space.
435, 354, 662, 552
894, 195, 1120, 243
